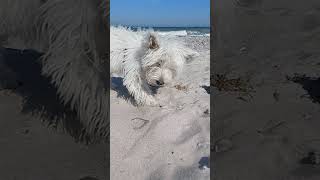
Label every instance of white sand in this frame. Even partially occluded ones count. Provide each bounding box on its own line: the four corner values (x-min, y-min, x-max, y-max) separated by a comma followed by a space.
110, 36, 210, 180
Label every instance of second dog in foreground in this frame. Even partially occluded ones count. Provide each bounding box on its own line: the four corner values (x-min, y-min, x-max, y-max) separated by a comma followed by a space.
111, 26, 199, 105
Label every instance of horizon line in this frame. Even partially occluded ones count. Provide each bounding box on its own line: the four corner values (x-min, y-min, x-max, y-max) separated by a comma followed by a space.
111, 24, 210, 28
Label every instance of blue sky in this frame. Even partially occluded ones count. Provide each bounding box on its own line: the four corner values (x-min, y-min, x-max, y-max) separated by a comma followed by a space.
110, 0, 210, 27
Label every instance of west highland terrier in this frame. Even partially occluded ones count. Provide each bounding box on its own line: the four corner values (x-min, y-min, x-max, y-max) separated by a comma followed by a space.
0, 0, 109, 140
0, 0, 198, 140
111, 26, 199, 105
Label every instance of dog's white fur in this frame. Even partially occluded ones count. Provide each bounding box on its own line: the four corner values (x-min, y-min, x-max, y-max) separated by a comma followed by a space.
111, 26, 199, 105
0, 0, 109, 139
0, 0, 198, 139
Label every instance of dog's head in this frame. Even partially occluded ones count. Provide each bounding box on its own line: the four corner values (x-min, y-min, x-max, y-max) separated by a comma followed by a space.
140, 32, 199, 87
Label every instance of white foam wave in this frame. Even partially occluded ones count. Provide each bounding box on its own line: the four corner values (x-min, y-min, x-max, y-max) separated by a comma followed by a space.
188, 31, 210, 37
157, 30, 188, 37
156, 30, 210, 37
189, 34, 210, 37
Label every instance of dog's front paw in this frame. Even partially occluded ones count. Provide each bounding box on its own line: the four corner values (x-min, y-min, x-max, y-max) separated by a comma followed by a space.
144, 96, 158, 106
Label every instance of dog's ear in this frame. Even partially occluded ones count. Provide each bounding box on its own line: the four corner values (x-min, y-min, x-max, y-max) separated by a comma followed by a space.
148, 34, 159, 50
183, 48, 200, 63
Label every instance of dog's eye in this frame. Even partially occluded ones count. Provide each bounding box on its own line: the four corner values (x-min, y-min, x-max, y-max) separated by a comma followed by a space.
155, 62, 161, 67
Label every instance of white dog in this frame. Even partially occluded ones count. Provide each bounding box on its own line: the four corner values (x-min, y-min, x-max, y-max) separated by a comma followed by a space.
0, 0, 109, 139
111, 26, 199, 105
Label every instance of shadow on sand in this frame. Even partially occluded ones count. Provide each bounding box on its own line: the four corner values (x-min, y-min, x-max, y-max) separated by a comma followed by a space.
0, 48, 93, 143
111, 76, 159, 105
289, 74, 320, 104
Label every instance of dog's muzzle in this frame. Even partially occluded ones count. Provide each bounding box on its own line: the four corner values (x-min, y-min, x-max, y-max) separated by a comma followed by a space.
155, 80, 164, 86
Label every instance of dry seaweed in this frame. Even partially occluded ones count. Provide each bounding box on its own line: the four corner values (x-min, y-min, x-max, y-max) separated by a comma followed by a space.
211, 73, 255, 99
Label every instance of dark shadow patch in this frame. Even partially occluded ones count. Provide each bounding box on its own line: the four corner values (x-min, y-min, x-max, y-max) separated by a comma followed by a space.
198, 156, 210, 169
111, 77, 131, 98
0, 48, 20, 90
201, 85, 210, 94
111, 76, 159, 105
111, 77, 136, 105
79, 176, 100, 180
288, 74, 320, 104
149, 85, 160, 94
1, 48, 96, 144
300, 151, 320, 165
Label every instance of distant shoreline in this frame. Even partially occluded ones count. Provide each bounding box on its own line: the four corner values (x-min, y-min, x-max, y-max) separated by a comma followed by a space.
111, 25, 210, 36
111, 24, 210, 29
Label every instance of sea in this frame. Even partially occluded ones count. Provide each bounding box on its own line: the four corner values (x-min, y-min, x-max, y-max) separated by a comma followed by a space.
114, 26, 210, 37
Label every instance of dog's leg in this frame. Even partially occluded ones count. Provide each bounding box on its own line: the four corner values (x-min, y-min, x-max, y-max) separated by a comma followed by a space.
140, 81, 158, 106
125, 80, 157, 106
122, 69, 157, 106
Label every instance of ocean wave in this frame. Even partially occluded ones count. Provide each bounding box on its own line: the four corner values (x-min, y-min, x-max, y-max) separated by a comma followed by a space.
189, 34, 210, 37
156, 30, 209, 37
157, 30, 188, 37
111, 26, 210, 37
187, 31, 210, 37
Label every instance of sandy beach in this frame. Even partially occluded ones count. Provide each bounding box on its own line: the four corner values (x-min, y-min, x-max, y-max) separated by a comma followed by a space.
110, 36, 210, 180
0, 48, 108, 180
0, 35, 209, 180
213, 0, 320, 179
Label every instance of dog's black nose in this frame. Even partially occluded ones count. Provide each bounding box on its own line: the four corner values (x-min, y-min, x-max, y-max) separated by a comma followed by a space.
156, 80, 164, 86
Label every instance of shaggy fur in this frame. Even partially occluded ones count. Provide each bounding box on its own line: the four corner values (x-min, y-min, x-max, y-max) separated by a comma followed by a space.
0, 0, 109, 140
111, 26, 199, 105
